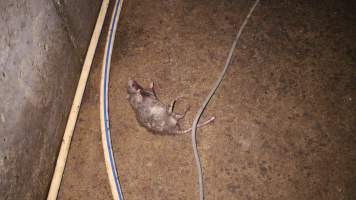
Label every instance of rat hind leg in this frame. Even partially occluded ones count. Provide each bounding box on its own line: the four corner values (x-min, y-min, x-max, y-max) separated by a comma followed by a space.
173, 105, 190, 120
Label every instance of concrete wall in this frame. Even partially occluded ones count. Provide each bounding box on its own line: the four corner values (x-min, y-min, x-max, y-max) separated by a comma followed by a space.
0, 0, 101, 199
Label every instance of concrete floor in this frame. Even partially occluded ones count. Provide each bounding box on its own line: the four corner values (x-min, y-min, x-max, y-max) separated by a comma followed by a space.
58, 0, 356, 200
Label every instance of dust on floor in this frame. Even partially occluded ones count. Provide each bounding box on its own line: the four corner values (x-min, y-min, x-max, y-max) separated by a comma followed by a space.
58, 0, 356, 200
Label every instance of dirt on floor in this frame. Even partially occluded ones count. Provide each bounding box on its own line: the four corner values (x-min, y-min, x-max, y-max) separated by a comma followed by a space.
58, 0, 356, 200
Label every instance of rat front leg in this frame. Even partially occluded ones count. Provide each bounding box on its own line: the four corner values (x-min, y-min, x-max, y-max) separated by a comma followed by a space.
168, 96, 185, 113
168, 99, 176, 113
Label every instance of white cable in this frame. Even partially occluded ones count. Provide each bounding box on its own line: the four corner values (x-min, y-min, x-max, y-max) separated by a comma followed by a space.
47, 1, 110, 199
191, 1, 260, 200
100, 0, 125, 200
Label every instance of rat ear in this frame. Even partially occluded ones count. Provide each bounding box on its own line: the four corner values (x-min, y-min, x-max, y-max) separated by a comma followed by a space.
149, 81, 154, 89
149, 81, 158, 98
136, 89, 141, 94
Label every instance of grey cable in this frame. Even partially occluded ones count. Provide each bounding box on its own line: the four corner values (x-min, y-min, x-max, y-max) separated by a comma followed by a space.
191, 1, 260, 200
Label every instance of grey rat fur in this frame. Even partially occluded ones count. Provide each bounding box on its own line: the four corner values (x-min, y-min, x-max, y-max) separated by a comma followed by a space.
127, 80, 215, 135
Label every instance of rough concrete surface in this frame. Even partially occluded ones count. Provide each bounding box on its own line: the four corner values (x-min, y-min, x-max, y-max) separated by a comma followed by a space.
53, 0, 102, 61
57, 0, 354, 199
0, 0, 100, 199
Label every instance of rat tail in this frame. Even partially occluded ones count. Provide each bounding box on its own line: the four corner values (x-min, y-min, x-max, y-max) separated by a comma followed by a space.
175, 116, 215, 134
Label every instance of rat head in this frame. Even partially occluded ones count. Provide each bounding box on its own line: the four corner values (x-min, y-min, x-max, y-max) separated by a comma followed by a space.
127, 79, 156, 98
127, 79, 144, 107
127, 79, 143, 94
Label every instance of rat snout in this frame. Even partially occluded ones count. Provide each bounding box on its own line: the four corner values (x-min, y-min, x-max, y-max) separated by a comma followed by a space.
128, 79, 134, 87
127, 79, 140, 94
127, 80, 136, 94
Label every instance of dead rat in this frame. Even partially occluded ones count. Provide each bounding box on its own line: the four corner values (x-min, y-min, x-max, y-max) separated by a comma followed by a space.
127, 80, 215, 135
